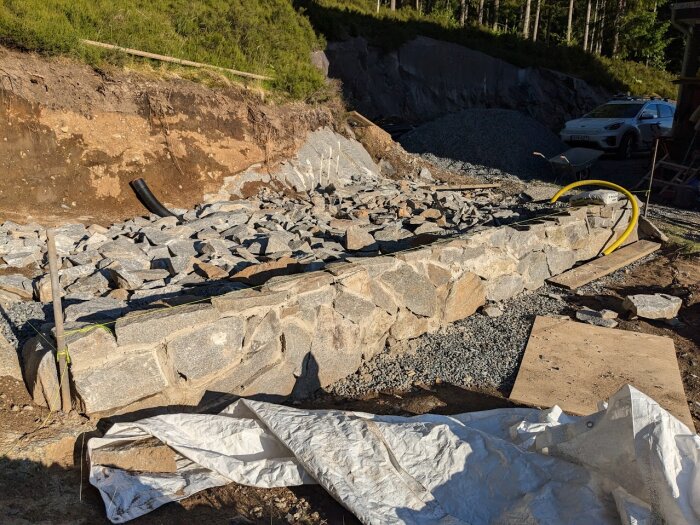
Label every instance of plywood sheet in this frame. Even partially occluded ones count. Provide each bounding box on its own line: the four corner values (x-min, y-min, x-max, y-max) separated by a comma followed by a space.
510, 316, 693, 429
547, 240, 661, 290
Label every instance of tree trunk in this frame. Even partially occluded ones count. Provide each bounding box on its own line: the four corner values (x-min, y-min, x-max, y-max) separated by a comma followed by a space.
566, 0, 575, 43
493, 0, 500, 30
478, 0, 485, 24
461, 0, 467, 26
390, 0, 396, 11
612, 0, 625, 57
590, 0, 598, 52
597, 0, 606, 54
583, 0, 591, 50
532, 0, 542, 40
377, 0, 382, 13
523, 0, 532, 38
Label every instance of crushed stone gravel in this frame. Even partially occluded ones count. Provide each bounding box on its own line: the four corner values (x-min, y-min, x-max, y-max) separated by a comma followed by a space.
330, 252, 662, 398
399, 109, 566, 180
330, 284, 573, 397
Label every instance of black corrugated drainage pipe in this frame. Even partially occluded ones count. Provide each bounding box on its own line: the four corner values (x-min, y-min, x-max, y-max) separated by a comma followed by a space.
129, 178, 179, 220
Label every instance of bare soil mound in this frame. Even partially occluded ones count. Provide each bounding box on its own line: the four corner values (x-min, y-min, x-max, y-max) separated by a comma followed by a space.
0, 47, 336, 225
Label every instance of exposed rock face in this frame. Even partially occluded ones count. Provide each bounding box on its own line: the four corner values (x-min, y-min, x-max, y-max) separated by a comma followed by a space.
325, 36, 607, 130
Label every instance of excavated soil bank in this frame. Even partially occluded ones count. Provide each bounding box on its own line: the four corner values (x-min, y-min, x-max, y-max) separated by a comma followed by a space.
0, 47, 336, 225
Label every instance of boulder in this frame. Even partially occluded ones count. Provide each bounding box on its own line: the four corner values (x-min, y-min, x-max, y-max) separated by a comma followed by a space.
443, 272, 486, 323
71, 350, 169, 413
344, 226, 377, 251
21, 336, 61, 410
623, 294, 682, 320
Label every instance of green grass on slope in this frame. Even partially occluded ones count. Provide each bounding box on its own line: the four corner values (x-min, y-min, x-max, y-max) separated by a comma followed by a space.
0, 0, 326, 99
298, 0, 677, 99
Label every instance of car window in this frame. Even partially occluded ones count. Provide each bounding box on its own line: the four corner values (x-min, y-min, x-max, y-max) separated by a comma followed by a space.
642, 104, 659, 118
658, 104, 674, 118
585, 103, 644, 118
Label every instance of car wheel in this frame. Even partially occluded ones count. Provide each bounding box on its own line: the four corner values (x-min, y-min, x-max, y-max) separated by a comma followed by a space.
617, 133, 635, 160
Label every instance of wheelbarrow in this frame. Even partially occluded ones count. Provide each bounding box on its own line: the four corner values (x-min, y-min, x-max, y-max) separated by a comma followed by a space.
535, 147, 604, 182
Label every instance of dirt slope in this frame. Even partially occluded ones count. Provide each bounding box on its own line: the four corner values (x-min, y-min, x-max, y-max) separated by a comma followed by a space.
0, 47, 336, 224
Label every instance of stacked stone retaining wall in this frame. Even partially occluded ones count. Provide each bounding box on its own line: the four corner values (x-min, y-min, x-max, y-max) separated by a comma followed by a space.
25, 202, 637, 415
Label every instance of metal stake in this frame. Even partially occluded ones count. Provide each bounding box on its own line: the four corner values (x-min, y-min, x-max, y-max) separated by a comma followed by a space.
46, 229, 71, 412
645, 138, 659, 218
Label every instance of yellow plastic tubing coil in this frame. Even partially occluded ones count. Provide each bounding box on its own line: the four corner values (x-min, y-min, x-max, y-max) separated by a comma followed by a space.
549, 179, 639, 256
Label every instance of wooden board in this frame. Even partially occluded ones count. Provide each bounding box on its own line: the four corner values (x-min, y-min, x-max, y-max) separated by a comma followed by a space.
510, 316, 694, 429
547, 240, 661, 290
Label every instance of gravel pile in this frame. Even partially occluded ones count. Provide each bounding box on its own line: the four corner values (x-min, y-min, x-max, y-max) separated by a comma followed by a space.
331, 285, 572, 397
400, 109, 566, 180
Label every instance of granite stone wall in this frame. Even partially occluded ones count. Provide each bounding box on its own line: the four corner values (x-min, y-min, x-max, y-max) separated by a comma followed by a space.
23, 201, 637, 415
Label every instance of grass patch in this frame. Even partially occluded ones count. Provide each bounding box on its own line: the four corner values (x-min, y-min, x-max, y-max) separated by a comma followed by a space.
298, 0, 676, 98
0, 0, 327, 99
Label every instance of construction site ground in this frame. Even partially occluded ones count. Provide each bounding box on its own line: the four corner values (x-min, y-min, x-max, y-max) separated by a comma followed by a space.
0, 48, 698, 524
1, 241, 697, 524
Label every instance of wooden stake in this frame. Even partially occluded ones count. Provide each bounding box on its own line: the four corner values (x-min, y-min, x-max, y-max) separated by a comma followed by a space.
81, 39, 274, 81
46, 229, 71, 412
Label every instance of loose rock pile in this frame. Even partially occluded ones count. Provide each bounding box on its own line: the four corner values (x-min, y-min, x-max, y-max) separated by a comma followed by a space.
0, 174, 518, 314
400, 109, 566, 180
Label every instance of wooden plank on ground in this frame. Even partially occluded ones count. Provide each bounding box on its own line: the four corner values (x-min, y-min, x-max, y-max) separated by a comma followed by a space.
510, 316, 694, 429
420, 184, 501, 191
547, 240, 661, 290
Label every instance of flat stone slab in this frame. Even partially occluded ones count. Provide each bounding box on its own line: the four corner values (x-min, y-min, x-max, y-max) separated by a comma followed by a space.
509, 316, 693, 430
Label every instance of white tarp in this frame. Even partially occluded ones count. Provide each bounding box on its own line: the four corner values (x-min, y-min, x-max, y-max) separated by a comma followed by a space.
88, 385, 700, 524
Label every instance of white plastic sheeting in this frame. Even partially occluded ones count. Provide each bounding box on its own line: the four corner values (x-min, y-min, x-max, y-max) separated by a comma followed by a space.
88, 385, 700, 524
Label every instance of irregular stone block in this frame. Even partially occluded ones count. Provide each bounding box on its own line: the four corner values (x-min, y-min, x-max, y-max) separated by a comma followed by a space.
104, 265, 144, 291
3, 247, 41, 268
310, 305, 361, 385
232, 257, 306, 286
390, 308, 432, 341
344, 225, 377, 251
518, 251, 550, 290
65, 271, 110, 297
544, 246, 577, 276
575, 308, 619, 328
115, 304, 219, 346
212, 288, 289, 317
334, 289, 377, 324
486, 274, 525, 302
281, 319, 313, 375
0, 274, 33, 299
505, 229, 543, 258
0, 332, 22, 380
443, 272, 486, 323
623, 294, 682, 320
461, 246, 518, 281
72, 350, 168, 413
208, 333, 284, 397
368, 280, 398, 314
21, 336, 61, 410
65, 325, 119, 372
381, 264, 437, 317
167, 317, 245, 381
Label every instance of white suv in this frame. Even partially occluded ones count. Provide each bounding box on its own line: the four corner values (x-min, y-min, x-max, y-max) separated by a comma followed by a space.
560, 97, 675, 159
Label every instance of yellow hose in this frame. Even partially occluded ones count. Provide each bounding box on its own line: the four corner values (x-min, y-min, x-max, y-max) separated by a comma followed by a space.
549, 179, 638, 256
